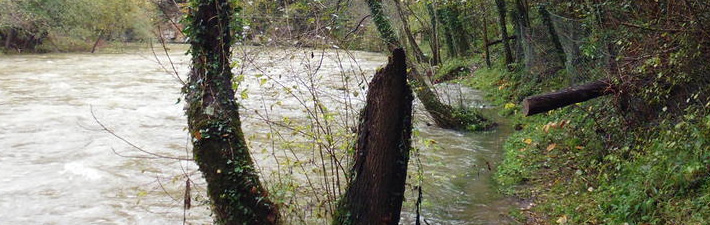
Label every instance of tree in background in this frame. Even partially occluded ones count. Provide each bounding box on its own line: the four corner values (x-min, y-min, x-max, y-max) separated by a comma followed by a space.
494, 0, 514, 69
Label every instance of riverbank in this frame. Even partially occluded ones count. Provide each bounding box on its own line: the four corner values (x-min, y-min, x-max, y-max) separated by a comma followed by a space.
461, 65, 710, 224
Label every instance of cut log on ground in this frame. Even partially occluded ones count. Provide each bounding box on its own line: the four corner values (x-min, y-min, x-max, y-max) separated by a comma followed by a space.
523, 79, 611, 116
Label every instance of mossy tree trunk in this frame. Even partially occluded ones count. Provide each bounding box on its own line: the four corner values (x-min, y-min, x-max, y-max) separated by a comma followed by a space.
184, 0, 279, 224
335, 48, 413, 225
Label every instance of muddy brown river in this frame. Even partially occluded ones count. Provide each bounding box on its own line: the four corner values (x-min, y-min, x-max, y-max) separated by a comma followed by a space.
0, 45, 514, 224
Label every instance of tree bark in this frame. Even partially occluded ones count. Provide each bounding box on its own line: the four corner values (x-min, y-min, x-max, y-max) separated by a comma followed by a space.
522, 79, 611, 116
335, 48, 413, 225
495, 0, 514, 69
184, 1, 279, 224
481, 1, 492, 69
426, 1, 441, 65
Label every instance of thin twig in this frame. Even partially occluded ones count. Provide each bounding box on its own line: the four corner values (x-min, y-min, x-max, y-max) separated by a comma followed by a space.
90, 105, 192, 161
344, 15, 372, 39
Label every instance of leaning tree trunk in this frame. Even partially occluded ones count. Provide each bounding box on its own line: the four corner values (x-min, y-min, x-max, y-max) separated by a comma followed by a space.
495, 0, 514, 69
184, 0, 279, 224
335, 48, 414, 225
366, 0, 466, 129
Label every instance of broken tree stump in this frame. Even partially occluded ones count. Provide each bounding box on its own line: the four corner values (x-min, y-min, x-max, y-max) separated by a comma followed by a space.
523, 79, 611, 116
335, 48, 414, 225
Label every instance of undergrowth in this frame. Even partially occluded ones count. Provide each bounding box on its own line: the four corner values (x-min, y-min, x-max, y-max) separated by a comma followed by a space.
464, 64, 710, 224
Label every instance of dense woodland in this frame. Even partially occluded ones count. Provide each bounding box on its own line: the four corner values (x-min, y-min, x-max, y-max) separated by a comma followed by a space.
3, 0, 710, 224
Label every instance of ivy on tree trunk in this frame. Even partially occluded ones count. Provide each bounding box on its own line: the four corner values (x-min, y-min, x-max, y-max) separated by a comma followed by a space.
183, 0, 279, 224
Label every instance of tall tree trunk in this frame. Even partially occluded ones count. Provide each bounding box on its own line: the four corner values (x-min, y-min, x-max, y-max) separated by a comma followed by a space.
335, 48, 413, 225
480, 2, 492, 69
184, 0, 279, 224
426, 1, 441, 65
495, 0, 514, 69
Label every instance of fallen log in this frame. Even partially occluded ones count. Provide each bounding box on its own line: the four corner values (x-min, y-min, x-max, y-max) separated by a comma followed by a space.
523, 79, 611, 116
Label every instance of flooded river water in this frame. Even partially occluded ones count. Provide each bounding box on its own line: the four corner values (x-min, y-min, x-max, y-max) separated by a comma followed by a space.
0, 45, 514, 224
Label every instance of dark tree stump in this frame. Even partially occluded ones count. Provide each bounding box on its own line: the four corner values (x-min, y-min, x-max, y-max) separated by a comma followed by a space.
335, 48, 414, 225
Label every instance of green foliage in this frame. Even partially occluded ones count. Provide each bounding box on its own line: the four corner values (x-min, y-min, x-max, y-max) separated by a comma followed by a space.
468, 32, 710, 224
451, 107, 495, 132
0, 0, 155, 52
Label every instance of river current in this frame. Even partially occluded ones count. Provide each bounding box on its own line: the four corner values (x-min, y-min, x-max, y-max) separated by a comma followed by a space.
0, 45, 513, 224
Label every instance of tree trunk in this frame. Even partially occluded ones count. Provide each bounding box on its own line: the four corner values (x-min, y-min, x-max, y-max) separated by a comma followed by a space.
184, 1, 279, 224
481, 2, 492, 69
367, 0, 400, 50
4, 29, 14, 50
522, 79, 611, 116
335, 48, 413, 225
495, 0, 514, 69
426, 2, 441, 65
539, 5, 566, 66
514, 0, 530, 27
91, 30, 104, 54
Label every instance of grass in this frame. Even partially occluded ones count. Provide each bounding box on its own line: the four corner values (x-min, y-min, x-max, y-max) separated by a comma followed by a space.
460, 62, 710, 224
